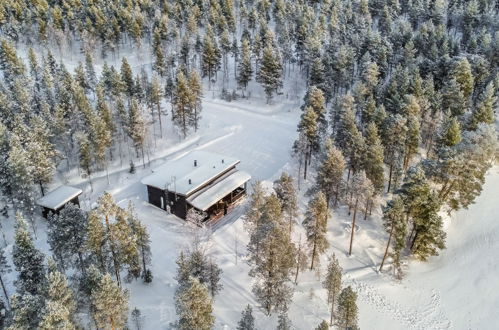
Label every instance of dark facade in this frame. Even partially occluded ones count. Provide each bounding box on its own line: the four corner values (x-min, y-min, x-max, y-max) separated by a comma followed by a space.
144, 165, 248, 221
42, 196, 81, 219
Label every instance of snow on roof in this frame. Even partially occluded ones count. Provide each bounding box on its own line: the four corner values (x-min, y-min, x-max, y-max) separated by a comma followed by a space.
187, 171, 251, 211
141, 150, 240, 195
36, 185, 83, 210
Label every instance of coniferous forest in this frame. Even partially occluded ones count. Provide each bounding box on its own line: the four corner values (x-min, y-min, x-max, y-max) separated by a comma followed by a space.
0, 0, 497, 329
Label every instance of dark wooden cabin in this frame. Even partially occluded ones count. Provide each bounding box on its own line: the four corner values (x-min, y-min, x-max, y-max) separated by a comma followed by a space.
141, 150, 250, 222
36, 185, 83, 218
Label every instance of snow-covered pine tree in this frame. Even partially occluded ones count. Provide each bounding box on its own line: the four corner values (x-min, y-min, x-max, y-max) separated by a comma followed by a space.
188, 70, 203, 132
48, 203, 88, 274
363, 122, 385, 193
348, 171, 373, 256
236, 305, 255, 330
276, 311, 291, 330
273, 172, 298, 236
172, 70, 192, 138
201, 26, 221, 89
12, 212, 46, 296
336, 286, 359, 330
315, 139, 346, 208
127, 100, 147, 167
379, 196, 406, 277
91, 274, 129, 330
249, 194, 295, 315
237, 38, 253, 95
315, 320, 329, 330
303, 192, 329, 270
256, 38, 283, 103
296, 106, 319, 180
323, 254, 342, 325
0, 248, 10, 308
175, 277, 214, 330
39, 259, 76, 329
127, 204, 152, 282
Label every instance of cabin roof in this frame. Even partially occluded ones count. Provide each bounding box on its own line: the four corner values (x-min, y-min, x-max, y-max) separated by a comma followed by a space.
141, 150, 240, 195
187, 171, 251, 211
36, 185, 83, 210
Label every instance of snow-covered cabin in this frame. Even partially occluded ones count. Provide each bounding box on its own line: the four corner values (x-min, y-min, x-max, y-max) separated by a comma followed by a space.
36, 185, 83, 218
141, 150, 251, 222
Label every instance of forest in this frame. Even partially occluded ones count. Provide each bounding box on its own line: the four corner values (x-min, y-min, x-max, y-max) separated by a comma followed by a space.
0, 0, 497, 329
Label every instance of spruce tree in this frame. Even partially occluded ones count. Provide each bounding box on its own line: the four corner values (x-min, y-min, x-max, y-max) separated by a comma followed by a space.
303, 192, 329, 270
48, 204, 88, 274
337, 286, 359, 330
276, 311, 292, 330
12, 213, 46, 296
0, 249, 10, 308
469, 82, 496, 130
237, 39, 253, 95
256, 42, 283, 103
236, 305, 255, 330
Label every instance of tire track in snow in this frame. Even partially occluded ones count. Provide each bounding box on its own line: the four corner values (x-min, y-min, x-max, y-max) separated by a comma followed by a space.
345, 277, 452, 329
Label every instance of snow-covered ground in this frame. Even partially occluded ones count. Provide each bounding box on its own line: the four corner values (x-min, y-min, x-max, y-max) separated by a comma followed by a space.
2, 47, 498, 328
78, 95, 497, 329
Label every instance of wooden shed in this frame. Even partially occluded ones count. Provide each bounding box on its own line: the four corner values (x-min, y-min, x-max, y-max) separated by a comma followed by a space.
141, 150, 250, 222
36, 185, 83, 218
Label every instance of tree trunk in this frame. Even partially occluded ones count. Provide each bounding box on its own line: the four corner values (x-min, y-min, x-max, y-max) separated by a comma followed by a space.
310, 236, 317, 270
329, 294, 335, 325
0, 275, 9, 309
387, 162, 393, 193
348, 198, 359, 256
379, 224, 394, 272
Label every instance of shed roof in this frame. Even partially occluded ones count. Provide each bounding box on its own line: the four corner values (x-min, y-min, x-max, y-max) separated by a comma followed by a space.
141, 150, 240, 196
187, 171, 251, 211
36, 185, 83, 210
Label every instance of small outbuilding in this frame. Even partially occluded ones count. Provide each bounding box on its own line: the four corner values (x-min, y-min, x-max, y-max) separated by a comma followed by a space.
37, 185, 83, 218
141, 150, 251, 222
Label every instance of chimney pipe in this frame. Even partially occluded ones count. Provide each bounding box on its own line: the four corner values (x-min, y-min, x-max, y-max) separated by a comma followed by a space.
222, 159, 224, 163
194, 160, 197, 167
188, 179, 192, 184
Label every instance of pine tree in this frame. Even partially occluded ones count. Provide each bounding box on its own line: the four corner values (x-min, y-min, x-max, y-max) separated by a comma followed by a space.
201, 29, 221, 88
127, 204, 152, 282
296, 106, 319, 180
315, 320, 329, 330
121, 57, 135, 99
323, 254, 342, 325
0, 248, 11, 308
302, 86, 327, 135
175, 277, 214, 330
188, 70, 203, 132
236, 305, 255, 330
348, 171, 373, 256
39, 260, 76, 330
12, 213, 46, 296
273, 172, 298, 236
315, 139, 346, 208
48, 204, 88, 274
256, 42, 283, 103
276, 311, 291, 330
91, 274, 129, 330
303, 192, 329, 270
172, 70, 192, 138
469, 82, 496, 130
337, 286, 359, 330
249, 195, 295, 315
379, 196, 406, 278
149, 75, 164, 138
127, 100, 147, 166
363, 123, 385, 193
452, 58, 474, 100
237, 39, 253, 94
